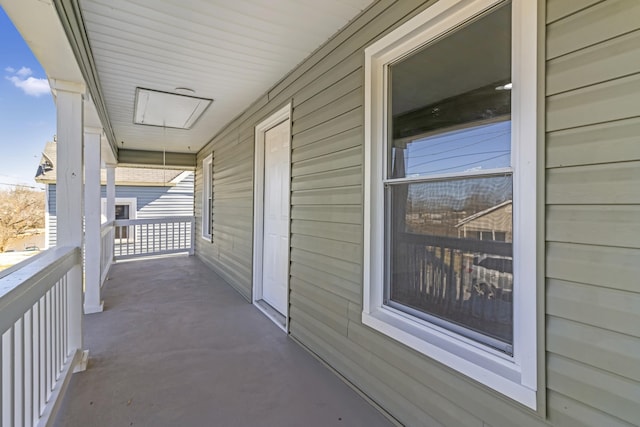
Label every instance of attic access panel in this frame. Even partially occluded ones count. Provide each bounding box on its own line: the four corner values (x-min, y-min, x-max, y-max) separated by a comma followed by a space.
133, 88, 213, 130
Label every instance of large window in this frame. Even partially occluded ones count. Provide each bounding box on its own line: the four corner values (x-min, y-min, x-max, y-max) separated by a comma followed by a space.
363, 0, 538, 408
202, 154, 213, 240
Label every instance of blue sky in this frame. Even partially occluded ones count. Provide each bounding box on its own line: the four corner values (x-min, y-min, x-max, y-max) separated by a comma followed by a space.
404, 121, 511, 177
0, 7, 56, 190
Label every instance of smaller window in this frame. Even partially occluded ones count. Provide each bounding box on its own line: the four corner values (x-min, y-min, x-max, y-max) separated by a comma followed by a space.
115, 204, 130, 239
202, 154, 213, 240
102, 197, 137, 243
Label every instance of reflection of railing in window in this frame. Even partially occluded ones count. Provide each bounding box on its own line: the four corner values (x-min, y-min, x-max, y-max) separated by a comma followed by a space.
390, 232, 513, 347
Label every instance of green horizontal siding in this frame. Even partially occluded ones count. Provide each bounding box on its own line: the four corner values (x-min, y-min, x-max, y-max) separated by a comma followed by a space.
546, 205, 640, 248
545, 1, 640, 425
546, 0, 640, 59
546, 117, 640, 167
546, 279, 640, 337
194, 0, 640, 426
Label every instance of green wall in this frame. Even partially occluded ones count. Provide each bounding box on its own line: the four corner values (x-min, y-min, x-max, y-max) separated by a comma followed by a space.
196, 1, 640, 425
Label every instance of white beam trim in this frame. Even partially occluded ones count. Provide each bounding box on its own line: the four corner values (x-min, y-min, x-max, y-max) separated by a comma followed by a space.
84, 126, 103, 135
84, 128, 103, 314
55, 87, 85, 357
50, 79, 86, 96
106, 165, 116, 223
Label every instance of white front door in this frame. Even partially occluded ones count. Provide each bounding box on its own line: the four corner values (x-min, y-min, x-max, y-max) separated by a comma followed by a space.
261, 119, 290, 315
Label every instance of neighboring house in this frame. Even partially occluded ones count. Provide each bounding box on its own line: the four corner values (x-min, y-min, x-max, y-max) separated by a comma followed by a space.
35, 141, 194, 248
456, 200, 513, 241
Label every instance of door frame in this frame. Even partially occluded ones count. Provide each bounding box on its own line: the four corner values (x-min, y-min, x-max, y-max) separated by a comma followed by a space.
252, 102, 292, 332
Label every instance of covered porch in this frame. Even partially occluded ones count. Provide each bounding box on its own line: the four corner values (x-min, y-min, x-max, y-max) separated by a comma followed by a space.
0, 0, 391, 424
54, 255, 391, 426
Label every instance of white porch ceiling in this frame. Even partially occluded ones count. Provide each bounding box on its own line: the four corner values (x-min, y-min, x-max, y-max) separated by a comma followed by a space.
78, 0, 374, 154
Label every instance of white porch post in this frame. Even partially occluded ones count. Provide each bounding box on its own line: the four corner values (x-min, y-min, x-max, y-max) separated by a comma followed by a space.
52, 80, 86, 364
84, 127, 104, 314
106, 165, 116, 222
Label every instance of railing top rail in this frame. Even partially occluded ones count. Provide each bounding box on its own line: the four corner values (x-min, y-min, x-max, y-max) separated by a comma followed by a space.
397, 231, 513, 257
114, 216, 195, 226
0, 246, 80, 332
0, 249, 50, 281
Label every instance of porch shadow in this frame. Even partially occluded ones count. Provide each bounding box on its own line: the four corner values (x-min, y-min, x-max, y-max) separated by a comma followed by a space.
54, 255, 392, 427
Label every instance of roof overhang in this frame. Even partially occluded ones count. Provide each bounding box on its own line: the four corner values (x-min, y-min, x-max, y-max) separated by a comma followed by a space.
3, 0, 375, 164
49, 0, 374, 158
1, 0, 118, 164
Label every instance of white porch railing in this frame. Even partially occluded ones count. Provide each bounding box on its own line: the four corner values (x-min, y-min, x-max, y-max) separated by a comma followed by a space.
113, 216, 195, 260
0, 246, 83, 427
100, 222, 114, 287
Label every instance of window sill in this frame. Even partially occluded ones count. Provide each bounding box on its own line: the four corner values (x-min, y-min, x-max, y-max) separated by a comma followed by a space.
362, 307, 536, 409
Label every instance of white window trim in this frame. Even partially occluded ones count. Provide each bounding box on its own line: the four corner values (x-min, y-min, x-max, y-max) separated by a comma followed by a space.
363, 0, 538, 409
101, 197, 137, 224
201, 154, 213, 240
101, 197, 137, 243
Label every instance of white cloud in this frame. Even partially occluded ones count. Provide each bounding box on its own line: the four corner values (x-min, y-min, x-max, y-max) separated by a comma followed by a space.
6, 75, 50, 97
16, 67, 33, 78
5, 66, 50, 97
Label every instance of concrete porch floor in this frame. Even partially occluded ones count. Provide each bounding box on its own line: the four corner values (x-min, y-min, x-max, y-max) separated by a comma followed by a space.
54, 256, 393, 427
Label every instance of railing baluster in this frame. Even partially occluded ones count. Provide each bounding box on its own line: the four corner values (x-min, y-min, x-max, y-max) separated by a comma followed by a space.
47, 289, 53, 401
57, 280, 62, 377
63, 276, 68, 359
53, 282, 59, 383
6, 326, 15, 426
24, 311, 33, 427
32, 302, 40, 423
39, 296, 45, 417
59, 278, 64, 362
52, 284, 57, 385
14, 317, 23, 427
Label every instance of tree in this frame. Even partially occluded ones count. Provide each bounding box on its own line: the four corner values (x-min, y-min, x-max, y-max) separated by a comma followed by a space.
0, 187, 45, 252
